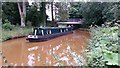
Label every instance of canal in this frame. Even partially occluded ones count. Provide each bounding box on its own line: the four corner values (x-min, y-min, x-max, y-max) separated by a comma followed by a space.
1, 29, 90, 66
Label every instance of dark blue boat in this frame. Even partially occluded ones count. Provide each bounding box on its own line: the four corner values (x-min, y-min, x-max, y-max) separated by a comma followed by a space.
26, 27, 73, 42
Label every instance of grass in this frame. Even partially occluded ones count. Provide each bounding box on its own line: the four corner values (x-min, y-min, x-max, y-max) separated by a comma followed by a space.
1, 27, 32, 42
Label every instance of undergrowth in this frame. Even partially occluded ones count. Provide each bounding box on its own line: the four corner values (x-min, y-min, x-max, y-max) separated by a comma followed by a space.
86, 24, 119, 67
1, 27, 32, 42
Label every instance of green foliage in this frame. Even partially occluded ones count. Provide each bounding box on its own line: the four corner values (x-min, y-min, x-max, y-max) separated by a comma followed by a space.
26, 21, 32, 27
0, 2, 2, 19
2, 2, 43, 27
26, 2, 46, 27
40, 2, 47, 26
55, 2, 70, 21
69, 2, 82, 18
69, 2, 119, 26
2, 27, 32, 42
2, 19, 14, 30
86, 24, 119, 66
2, 2, 20, 25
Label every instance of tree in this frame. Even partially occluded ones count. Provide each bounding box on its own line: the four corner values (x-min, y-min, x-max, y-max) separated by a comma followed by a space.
27, 2, 47, 27
40, 2, 47, 27
17, 0, 26, 27
55, 2, 69, 21
103, 2, 120, 21
69, 2, 119, 26
51, 2, 54, 23
26, 2, 42, 27
33, 1, 47, 27
2, 2, 21, 25
81, 2, 105, 25
0, 2, 2, 19
69, 2, 82, 18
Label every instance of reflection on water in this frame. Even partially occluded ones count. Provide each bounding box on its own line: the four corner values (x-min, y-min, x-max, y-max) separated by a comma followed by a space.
28, 46, 38, 51
28, 53, 35, 66
1, 29, 90, 66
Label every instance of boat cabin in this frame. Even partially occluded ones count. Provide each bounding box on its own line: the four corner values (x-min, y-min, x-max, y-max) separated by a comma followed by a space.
33, 27, 72, 36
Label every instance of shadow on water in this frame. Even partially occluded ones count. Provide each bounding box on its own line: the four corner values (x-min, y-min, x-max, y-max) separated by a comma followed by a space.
1, 29, 91, 66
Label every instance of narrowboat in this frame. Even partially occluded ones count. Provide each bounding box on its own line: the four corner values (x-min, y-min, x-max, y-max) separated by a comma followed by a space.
26, 27, 73, 42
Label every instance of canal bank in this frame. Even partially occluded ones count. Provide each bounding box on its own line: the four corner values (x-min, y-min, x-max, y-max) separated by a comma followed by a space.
1, 29, 91, 66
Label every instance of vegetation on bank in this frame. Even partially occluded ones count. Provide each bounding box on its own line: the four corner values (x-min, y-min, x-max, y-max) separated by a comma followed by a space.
0, 19, 32, 42
1, 27, 32, 42
86, 24, 119, 67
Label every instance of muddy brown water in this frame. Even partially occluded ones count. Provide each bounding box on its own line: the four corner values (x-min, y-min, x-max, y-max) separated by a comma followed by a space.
1, 29, 91, 66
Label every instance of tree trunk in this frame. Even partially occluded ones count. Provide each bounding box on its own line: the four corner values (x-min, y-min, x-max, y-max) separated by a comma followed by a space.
23, 0, 26, 17
41, 2, 46, 27
51, 2, 54, 22
17, 0, 26, 27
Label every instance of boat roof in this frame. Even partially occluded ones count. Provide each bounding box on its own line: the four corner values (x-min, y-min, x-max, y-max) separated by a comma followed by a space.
57, 21, 82, 24
34, 27, 72, 30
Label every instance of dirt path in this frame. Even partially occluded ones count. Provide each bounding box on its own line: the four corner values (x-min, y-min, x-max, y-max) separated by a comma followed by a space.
1, 29, 90, 66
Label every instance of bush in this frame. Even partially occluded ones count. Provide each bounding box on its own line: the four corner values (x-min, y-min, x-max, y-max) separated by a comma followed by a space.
2, 19, 14, 30
86, 24, 119, 67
